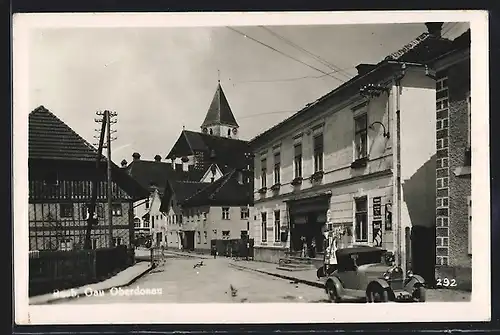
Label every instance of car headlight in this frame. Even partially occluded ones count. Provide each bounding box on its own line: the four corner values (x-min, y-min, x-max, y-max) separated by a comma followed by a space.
383, 271, 390, 280
406, 269, 413, 278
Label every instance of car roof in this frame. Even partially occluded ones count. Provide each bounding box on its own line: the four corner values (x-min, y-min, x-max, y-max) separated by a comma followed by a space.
335, 246, 387, 257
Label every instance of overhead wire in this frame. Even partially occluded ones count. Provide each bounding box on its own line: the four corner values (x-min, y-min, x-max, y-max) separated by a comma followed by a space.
258, 26, 353, 82
226, 26, 346, 84
233, 67, 355, 84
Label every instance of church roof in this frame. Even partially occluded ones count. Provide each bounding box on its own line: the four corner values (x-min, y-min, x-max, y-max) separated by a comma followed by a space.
201, 83, 239, 128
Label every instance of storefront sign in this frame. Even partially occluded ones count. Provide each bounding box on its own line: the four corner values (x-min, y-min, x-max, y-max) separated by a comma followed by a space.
373, 197, 382, 217
385, 203, 392, 231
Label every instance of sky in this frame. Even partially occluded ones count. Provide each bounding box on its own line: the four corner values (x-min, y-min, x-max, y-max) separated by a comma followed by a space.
28, 21, 470, 164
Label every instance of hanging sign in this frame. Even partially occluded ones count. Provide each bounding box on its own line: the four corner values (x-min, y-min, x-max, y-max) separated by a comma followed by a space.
373, 220, 382, 246
373, 197, 382, 217
385, 203, 393, 231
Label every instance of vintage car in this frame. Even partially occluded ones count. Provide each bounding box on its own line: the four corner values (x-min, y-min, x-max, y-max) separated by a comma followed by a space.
323, 246, 426, 303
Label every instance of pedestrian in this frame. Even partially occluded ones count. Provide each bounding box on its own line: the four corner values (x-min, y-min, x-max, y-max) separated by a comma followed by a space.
212, 245, 217, 259
246, 241, 250, 261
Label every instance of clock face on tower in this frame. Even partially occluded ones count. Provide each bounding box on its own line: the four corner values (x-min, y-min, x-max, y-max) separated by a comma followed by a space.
202, 127, 208, 134
232, 128, 238, 135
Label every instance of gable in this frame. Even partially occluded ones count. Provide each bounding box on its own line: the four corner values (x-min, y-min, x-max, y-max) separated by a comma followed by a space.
200, 164, 224, 183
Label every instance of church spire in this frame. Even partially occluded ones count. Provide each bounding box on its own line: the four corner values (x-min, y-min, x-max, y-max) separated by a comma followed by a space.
200, 76, 239, 138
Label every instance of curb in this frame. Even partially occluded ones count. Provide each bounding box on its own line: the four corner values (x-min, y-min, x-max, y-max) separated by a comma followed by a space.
229, 262, 324, 289
165, 251, 211, 259
30, 263, 154, 305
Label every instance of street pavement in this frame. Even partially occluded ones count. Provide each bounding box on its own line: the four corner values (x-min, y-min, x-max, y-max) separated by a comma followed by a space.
59, 256, 328, 304
56, 253, 471, 304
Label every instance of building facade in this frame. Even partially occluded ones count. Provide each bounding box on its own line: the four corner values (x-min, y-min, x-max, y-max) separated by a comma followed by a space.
29, 106, 149, 251
430, 30, 471, 289
249, 23, 453, 283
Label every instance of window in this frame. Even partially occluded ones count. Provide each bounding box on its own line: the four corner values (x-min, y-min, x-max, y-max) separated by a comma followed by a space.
133, 218, 141, 228
143, 220, 150, 228
91, 239, 98, 249
313, 133, 324, 172
240, 207, 249, 219
197, 231, 201, 244
151, 216, 155, 229
145, 200, 150, 209
468, 196, 472, 254
60, 204, 73, 218
294, 143, 302, 178
179, 214, 183, 224
273, 152, 281, 185
228, 129, 231, 137
113, 237, 122, 246
354, 113, 368, 160
261, 212, 267, 242
43, 171, 59, 186
355, 197, 368, 242
274, 210, 281, 242
467, 92, 471, 149
222, 207, 230, 220
112, 203, 122, 216
204, 231, 208, 244
209, 129, 213, 135
222, 230, 230, 239
260, 158, 267, 188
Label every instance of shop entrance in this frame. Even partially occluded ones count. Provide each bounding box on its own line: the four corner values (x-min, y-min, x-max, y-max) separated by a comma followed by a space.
288, 194, 330, 257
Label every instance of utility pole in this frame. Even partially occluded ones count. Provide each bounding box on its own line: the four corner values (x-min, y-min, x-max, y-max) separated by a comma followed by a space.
95, 110, 118, 248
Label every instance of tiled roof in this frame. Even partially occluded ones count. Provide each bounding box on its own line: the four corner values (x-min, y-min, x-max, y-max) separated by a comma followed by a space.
29, 106, 149, 200
124, 159, 203, 196
166, 130, 252, 170
159, 180, 209, 212
29, 105, 102, 161
201, 83, 239, 128
182, 169, 253, 207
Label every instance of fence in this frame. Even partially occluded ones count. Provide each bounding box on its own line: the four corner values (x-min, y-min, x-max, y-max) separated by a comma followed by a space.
29, 245, 135, 296
210, 238, 254, 259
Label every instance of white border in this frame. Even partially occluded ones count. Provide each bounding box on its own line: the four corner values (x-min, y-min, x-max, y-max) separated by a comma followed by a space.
13, 10, 490, 324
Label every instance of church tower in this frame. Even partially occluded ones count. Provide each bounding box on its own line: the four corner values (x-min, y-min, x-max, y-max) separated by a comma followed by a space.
200, 81, 239, 139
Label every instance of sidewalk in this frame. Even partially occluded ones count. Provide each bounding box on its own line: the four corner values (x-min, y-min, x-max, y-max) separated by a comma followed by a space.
229, 259, 323, 288
29, 261, 153, 305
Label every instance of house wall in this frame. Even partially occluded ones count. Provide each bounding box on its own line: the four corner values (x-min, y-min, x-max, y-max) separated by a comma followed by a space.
164, 195, 184, 249
28, 201, 132, 251
251, 81, 395, 263
434, 55, 471, 290
397, 70, 437, 270
149, 191, 167, 247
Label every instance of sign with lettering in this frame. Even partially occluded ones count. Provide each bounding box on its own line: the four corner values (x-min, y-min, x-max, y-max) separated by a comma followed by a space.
385, 203, 392, 231
373, 220, 382, 246
373, 197, 382, 217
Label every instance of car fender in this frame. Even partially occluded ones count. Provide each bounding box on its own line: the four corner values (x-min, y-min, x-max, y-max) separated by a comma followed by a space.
324, 276, 344, 296
405, 274, 425, 290
366, 278, 390, 292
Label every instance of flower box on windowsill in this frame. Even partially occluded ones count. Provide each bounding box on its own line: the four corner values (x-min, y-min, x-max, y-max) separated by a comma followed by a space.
258, 187, 267, 194
310, 171, 324, 182
270, 183, 281, 192
351, 157, 368, 169
291, 177, 303, 186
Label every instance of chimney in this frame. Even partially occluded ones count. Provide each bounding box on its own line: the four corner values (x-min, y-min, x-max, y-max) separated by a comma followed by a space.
120, 159, 128, 167
425, 22, 444, 38
154, 155, 162, 162
132, 152, 141, 161
356, 64, 377, 76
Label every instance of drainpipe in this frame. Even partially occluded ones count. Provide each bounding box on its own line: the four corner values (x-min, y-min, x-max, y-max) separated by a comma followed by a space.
394, 63, 406, 271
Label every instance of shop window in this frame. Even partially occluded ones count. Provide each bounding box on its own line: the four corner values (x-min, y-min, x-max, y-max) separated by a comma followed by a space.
355, 196, 368, 242
354, 113, 368, 160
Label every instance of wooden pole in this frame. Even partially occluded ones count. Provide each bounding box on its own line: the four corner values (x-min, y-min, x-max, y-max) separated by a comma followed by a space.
84, 113, 107, 250
106, 110, 114, 248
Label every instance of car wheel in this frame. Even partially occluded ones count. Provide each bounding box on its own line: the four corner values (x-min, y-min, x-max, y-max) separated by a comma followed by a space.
326, 280, 341, 303
412, 285, 426, 302
367, 285, 389, 303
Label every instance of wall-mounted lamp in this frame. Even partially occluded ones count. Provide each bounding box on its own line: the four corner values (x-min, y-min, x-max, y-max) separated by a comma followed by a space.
369, 121, 390, 139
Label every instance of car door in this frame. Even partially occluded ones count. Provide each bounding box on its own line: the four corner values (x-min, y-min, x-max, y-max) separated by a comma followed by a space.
335, 255, 361, 297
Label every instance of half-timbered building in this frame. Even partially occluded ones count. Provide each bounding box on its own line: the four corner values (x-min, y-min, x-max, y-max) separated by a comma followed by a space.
28, 106, 149, 251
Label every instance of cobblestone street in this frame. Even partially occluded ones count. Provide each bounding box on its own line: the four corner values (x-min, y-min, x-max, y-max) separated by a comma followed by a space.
61, 256, 328, 304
